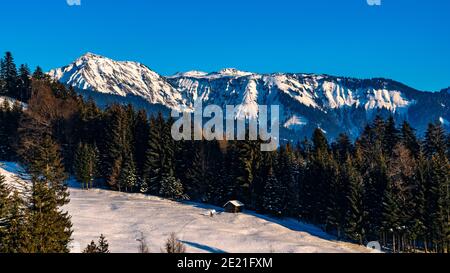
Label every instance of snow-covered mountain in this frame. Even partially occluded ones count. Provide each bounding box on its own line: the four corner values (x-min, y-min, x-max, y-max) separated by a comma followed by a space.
48, 53, 185, 111
49, 53, 450, 140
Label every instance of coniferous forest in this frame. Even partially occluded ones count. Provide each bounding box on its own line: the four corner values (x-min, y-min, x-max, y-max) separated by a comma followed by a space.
0, 52, 449, 253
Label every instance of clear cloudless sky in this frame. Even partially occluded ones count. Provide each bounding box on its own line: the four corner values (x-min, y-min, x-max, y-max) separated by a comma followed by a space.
0, 0, 449, 91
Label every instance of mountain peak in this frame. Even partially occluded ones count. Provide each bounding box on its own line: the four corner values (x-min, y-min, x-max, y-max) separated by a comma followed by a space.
216, 68, 253, 77
172, 70, 208, 78
79, 52, 105, 60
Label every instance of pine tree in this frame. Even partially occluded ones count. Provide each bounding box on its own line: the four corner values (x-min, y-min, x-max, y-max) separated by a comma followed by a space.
27, 135, 69, 205
409, 152, 427, 251
381, 178, 402, 252
82, 234, 110, 253
0, 59, 4, 93
24, 135, 72, 253
97, 234, 110, 253
335, 133, 353, 162
185, 142, 209, 200
104, 105, 133, 191
0, 174, 10, 242
263, 166, 284, 217
342, 157, 365, 244
401, 121, 421, 157
32, 66, 45, 80
134, 109, 149, 177
18, 64, 32, 102
424, 122, 447, 158
384, 116, 400, 155
119, 152, 137, 192
426, 155, 449, 253
143, 114, 165, 194
74, 143, 98, 189
324, 154, 342, 235
0, 52, 18, 97
27, 175, 72, 253
276, 144, 299, 217
83, 241, 99, 253
0, 191, 29, 253
159, 170, 184, 200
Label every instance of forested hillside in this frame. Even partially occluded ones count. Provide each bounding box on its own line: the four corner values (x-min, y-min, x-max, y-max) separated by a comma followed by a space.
0, 52, 449, 253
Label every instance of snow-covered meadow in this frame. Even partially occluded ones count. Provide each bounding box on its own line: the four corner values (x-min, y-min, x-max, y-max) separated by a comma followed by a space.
1, 162, 374, 253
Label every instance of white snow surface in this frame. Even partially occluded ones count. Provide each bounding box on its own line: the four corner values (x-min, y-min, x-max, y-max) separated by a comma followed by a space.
0, 96, 27, 109
0, 162, 374, 253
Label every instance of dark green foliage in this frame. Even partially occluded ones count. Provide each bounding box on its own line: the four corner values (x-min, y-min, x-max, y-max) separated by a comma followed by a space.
133, 110, 149, 177
401, 121, 421, 156
74, 143, 98, 189
0, 191, 29, 253
424, 122, 447, 157
342, 157, 365, 244
83, 234, 110, 253
18, 64, 32, 102
0, 100, 22, 160
0, 52, 18, 97
0, 59, 448, 253
103, 104, 137, 192
32, 66, 46, 80
143, 114, 184, 198
262, 156, 285, 217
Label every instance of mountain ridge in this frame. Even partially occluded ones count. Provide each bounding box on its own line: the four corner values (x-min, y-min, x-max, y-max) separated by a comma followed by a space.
49, 53, 450, 140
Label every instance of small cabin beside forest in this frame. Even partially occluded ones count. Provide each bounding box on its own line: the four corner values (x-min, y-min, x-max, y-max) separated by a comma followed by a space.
223, 200, 244, 213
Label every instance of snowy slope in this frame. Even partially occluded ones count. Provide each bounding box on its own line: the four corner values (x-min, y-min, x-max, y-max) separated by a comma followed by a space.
1, 162, 374, 253
49, 53, 450, 139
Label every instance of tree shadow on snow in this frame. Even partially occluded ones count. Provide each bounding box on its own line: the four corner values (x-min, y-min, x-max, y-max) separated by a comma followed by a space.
181, 241, 227, 253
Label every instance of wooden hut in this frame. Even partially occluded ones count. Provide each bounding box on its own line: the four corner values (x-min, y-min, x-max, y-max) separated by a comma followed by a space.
223, 200, 244, 213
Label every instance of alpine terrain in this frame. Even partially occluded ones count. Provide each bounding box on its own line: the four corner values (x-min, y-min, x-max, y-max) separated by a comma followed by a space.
49, 53, 450, 140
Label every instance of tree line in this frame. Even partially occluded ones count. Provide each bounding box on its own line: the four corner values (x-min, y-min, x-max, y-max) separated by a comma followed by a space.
0, 52, 448, 253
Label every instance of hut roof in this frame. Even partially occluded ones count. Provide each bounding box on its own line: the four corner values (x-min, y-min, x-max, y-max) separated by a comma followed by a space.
224, 200, 244, 207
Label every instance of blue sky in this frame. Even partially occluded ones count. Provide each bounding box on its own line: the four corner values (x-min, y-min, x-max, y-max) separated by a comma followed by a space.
0, 0, 449, 91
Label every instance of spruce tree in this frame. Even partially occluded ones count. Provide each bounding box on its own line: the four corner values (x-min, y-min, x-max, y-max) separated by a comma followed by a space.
276, 144, 299, 217
381, 179, 401, 252
97, 234, 110, 253
83, 241, 99, 253
159, 170, 184, 200
27, 175, 72, 253
32, 66, 45, 80
384, 116, 400, 155
133, 109, 149, 177
143, 114, 165, 194
342, 157, 365, 244
82, 234, 110, 253
74, 143, 98, 189
0, 174, 10, 242
401, 121, 421, 157
0, 191, 29, 253
25, 135, 72, 253
18, 64, 32, 102
0, 52, 18, 97
426, 155, 449, 253
424, 122, 447, 158
409, 152, 427, 251
263, 165, 284, 217
119, 152, 137, 192
27, 135, 69, 205
104, 105, 134, 191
